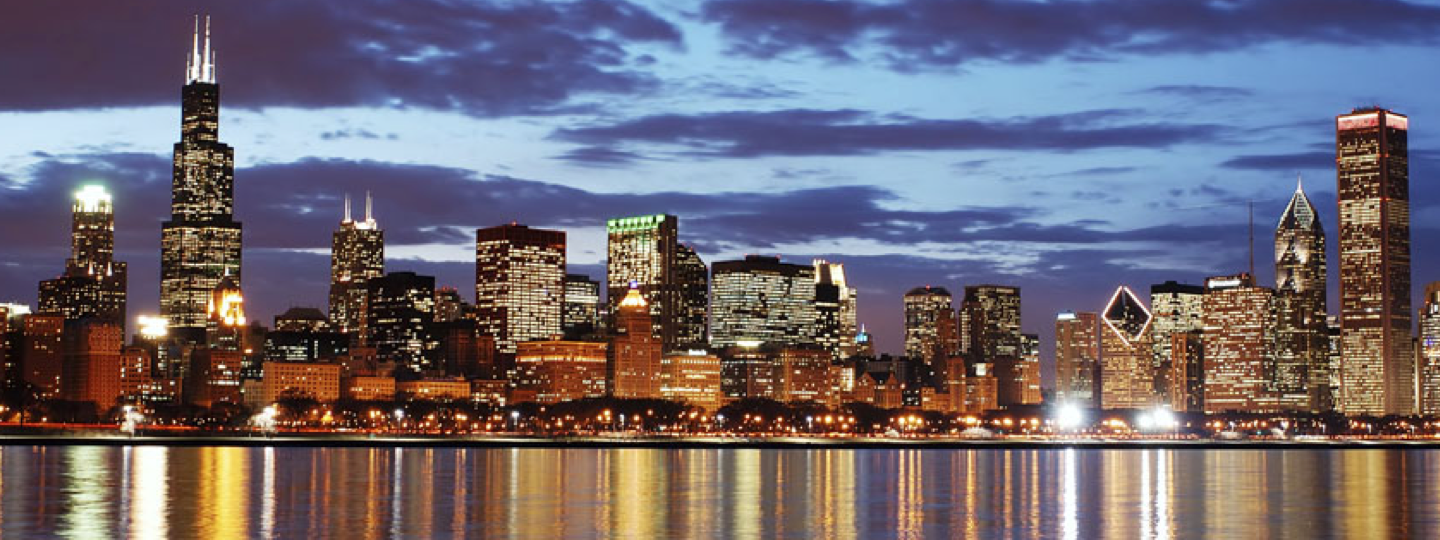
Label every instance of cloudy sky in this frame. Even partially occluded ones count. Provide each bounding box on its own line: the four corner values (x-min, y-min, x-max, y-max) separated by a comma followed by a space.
3, 0, 1440, 377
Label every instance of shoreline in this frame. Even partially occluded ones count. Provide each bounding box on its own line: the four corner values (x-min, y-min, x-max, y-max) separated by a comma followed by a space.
3, 431, 1439, 450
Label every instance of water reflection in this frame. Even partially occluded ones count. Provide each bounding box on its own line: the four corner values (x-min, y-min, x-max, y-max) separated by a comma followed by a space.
0, 446, 1438, 537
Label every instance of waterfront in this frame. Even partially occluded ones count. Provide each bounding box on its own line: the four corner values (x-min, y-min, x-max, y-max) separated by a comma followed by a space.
1, 446, 1438, 538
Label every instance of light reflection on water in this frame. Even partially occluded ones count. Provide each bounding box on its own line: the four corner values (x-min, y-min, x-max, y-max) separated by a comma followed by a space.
0, 446, 1437, 538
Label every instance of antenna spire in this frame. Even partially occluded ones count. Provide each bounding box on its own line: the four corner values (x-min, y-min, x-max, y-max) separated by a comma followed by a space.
1296, 173, 1303, 193
188, 16, 200, 82
365, 190, 373, 222
203, 16, 212, 82
343, 193, 352, 222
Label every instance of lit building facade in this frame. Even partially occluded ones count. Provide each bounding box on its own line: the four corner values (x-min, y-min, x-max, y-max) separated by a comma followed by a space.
475, 224, 566, 354
329, 193, 383, 336
1336, 107, 1415, 415
776, 348, 835, 405
161, 19, 242, 340
513, 340, 609, 404
1054, 311, 1099, 407
38, 186, 127, 331
1149, 281, 1204, 405
721, 345, 778, 401
1202, 274, 1277, 413
611, 287, 663, 399
366, 271, 438, 372
1100, 286, 1157, 410
959, 285, 1023, 405
675, 244, 709, 347
1018, 333, 1042, 405
813, 260, 859, 360
902, 286, 957, 362
61, 319, 124, 408
256, 361, 342, 404
22, 315, 65, 399
661, 350, 723, 411
710, 255, 816, 349
563, 274, 601, 338
1274, 179, 1331, 411
1421, 283, 1440, 415
1169, 331, 1205, 412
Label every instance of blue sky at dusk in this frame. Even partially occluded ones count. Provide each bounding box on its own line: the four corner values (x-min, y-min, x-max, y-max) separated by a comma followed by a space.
3, 0, 1440, 374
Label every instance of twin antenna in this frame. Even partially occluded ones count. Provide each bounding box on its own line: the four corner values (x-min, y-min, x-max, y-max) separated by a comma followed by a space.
185, 15, 216, 84
343, 192, 374, 223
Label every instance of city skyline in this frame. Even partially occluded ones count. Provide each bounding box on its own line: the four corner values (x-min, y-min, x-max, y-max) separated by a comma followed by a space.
3, 3, 1440, 372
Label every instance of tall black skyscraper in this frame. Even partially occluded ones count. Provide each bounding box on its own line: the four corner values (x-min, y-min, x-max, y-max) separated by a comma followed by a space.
160, 17, 242, 340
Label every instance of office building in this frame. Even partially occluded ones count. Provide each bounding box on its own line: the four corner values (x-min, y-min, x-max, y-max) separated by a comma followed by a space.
1149, 281, 1204, 405
661, 350, 724, 411
813, 260, 859, 360
1421, 283, 1440, 414
1336, 107, 1414, 415
161, 18, 243, 340
366, 271, 437, 372
606, 214, 706, 350
1202, 274, 1277, 413
903, 286, 957, 363
563, 274, 601, 338
329, 193, 384, 336
475, 224, 566, 353
710, 255, 816, 348
1100, 286, 1156, 409
61, 319, 123, 409
37, 186, 128, 331
959, 285, 1023, 405
1274, 178, 1331, 411
513, 340, 609, 404
611, 286, 664, 399
1054, 311, 1099, 407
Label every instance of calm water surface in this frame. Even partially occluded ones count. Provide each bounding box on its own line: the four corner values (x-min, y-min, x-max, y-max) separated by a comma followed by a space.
1, 446, 1438, 538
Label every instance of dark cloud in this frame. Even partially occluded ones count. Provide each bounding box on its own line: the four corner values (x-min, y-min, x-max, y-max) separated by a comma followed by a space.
553, 108, 1222, 158
1135, 85, 1253, 100
700, 0, 1440, 68
554, 146, 648, 166
0, 0, 680, 115
320, 129, 397, 141
1222, 151, 1333, 171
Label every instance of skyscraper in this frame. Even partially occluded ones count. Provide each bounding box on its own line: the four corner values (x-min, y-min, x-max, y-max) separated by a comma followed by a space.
562, 274, 601, 339
161, 18, 242, 340
710, 255, 817, 348
1336, 107, 1414, 415
1054, 311, 1099, 407
902, 286, 957, 362
607, 214, 678, 345
38, 185, 127, 330
329, 193, 383, 336
367, 271, 437, 372
959, 285, 1023, 406
1202, 274, 1277, 413
1149, 281, 1204, 405
675, 244, 709, 347
1274, 178, 1330, 411
814, 260, 859, 359
1420, 283, 1440, 415
1100, 286, 1156, 410
611, 286, 663, 399
474, 224, 566, 354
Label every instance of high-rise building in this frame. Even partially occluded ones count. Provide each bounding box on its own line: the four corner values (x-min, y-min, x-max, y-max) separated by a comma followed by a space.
38, 186, 128, 331
720, 344, 778, 401
903, 286, 957, 362
433, 287, 467, 323
1054, 311, 1099, 407
710, 256, 817, 348
1149, 281, 1204, 405
1202, 274, 1277, 413
959, 285, 1022, 405
607, 214, 677, 342
1420, 283, 1440, 415
676, 244, 709, 347
606, 214, 706, 350
366, 271, 438, 372
329, 193, 384, 336
775, 348, 835, 405
562, 274, 601, 338
205, 277, 246, 352
161, 18, 242, 340
474, 224, 566, 354
1274, 178, 1331, 411
814, 260, 859, 359
1336, 107, 1414, 415
1169, 330, 1205, 412
611, 286, 663, 399
1100, 286, 1156, 410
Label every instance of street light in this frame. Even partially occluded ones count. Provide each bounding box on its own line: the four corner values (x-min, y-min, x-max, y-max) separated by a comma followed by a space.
510, 410, 520, 432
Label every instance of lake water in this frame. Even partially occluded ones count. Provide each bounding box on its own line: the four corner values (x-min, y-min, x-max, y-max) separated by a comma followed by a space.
0, 445, 1437, 538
